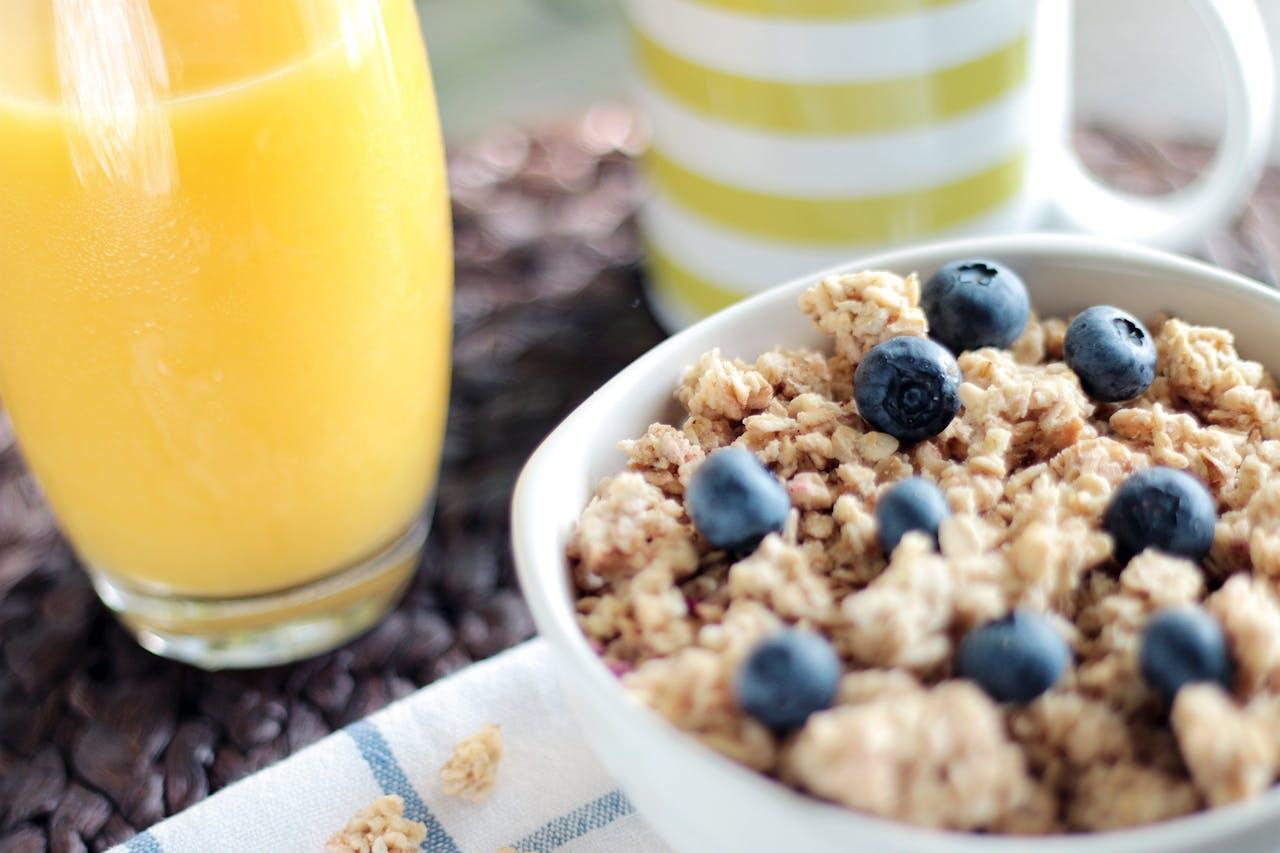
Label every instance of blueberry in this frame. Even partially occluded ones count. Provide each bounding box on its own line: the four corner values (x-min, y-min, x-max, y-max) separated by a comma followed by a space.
686, 447, 790, 552
956, 610, 1070, 704
1139, 607, 1232, 704
875, 477, 951, 555
735, 630, 840, 731
1063, 305, 1157, 402
921, 258, 1030, 352
1103, 467, 1216, 563
854, 337, 961, 443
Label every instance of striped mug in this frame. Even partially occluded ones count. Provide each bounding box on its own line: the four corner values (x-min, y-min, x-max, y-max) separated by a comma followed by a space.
629, 0, 1275, 328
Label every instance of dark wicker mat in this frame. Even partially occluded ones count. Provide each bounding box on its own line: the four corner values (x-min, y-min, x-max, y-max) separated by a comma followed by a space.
0, 110, 1277, 852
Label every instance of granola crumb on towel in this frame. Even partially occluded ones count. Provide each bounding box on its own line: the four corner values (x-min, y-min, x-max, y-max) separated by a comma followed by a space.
325, 795, 426, 853
441, 723, 504, 803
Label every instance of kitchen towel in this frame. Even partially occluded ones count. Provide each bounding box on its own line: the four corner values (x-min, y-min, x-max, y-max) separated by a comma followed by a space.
111, 640, 670, 853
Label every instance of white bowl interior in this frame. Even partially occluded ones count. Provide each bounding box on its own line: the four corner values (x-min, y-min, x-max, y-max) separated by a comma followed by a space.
512, 233, 1280, 853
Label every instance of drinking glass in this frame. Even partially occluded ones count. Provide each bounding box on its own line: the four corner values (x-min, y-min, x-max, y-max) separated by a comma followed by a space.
0, 0, 453, 668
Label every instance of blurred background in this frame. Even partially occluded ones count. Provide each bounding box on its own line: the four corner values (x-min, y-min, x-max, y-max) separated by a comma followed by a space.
420, 0, 1280, 155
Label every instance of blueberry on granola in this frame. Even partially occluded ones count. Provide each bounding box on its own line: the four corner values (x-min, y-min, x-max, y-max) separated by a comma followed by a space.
1140, 607, 1232, 704
957, 611, 1069, 704
1103, 467, 1216, 563
686, 447, 790, 552
735, 630, 840, 732
1063, 305, 1157, 402
921, 258, 1030, 352
853, 337, 961, 443
875, 476, 951, 555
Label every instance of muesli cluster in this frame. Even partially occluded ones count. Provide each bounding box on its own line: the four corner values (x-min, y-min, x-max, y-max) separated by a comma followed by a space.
568, 260, 1280, 833
325, 795, 426, 853
440, 723, 504, 803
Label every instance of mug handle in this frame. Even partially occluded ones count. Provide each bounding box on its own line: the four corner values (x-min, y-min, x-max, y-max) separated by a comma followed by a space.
1049, 0, 1274, 251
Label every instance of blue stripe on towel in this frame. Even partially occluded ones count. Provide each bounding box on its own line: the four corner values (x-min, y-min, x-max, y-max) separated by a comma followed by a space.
125, 831, 163, 853
509, 788, 635, 851
346, 720, 460, 853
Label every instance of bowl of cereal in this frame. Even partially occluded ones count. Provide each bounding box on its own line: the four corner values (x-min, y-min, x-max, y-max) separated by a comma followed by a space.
511, 233, 1280, 852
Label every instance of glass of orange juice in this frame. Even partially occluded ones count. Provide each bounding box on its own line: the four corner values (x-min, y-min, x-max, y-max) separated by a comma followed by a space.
0, 0, 452, 668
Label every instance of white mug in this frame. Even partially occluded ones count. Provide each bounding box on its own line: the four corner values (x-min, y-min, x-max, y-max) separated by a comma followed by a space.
628, 0, 1275, 329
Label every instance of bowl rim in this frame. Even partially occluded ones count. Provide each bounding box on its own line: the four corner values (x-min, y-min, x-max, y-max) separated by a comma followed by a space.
511, 232, 1280, 849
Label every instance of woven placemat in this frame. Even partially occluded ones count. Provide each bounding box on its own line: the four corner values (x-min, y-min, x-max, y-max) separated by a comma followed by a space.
0, 111, 1277, 852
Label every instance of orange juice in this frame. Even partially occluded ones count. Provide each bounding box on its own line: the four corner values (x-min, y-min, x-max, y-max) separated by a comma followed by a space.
0, 0, 451, 599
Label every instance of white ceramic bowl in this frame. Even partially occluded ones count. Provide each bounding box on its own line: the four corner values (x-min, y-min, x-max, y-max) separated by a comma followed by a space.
511, 233, 1280, 853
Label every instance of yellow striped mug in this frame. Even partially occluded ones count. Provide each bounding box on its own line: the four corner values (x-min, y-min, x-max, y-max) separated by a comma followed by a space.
629, 0, 1274, 328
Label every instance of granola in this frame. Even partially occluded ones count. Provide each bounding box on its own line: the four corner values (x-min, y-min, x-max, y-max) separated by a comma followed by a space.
325, 795, 426, 853
441, 723, 504, 803
567, 269, 1280, 833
